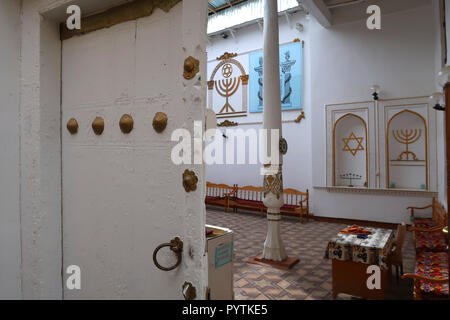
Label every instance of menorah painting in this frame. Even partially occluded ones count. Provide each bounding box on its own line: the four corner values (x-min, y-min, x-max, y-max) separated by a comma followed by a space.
249, 41, 303, 113
392, 129, 422, 161
207, 52, 249, 116
215, 63, 241, 113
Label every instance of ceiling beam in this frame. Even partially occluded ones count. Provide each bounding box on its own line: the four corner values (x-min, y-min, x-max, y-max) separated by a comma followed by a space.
208, 3, 217, 14
300, 0, 332, 27
326, 0, 365, 9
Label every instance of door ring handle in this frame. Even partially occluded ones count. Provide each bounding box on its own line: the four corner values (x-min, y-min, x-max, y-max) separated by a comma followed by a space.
153, 237, 183, 271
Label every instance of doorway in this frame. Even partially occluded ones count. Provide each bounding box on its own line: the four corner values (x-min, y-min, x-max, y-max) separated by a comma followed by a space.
20, 0, 207, 299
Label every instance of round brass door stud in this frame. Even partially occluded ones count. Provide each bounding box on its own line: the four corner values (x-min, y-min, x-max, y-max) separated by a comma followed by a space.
152, 112, 168, 133
119, 114, 133, 134
183, 56, 199, 80
182, 169, 198, 193
66, 118, 78, 134
92, 116, 104, 135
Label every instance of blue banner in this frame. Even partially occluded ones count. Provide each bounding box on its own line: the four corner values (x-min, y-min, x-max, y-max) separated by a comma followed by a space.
249, 41, 303, 112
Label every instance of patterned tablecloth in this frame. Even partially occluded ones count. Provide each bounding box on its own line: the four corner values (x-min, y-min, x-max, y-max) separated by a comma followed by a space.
324, 227, 394, 270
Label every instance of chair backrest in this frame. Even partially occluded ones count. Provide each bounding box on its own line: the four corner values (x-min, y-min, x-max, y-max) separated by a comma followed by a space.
433, 201, 448, 227
394, 222, 407, 258
283, 188, 309, 210
206, 182, 234, 198
236, 185, 264, 201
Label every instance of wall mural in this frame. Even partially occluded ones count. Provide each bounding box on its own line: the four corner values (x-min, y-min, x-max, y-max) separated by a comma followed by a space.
215, 63, 241, 113
208, 52, 249, 116
249, 41, 303, 112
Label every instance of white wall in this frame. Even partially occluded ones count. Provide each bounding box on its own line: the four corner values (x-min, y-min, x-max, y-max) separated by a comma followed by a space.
0, 0, 22, 299
311, 3, 438, 223
206, 10, 312, 192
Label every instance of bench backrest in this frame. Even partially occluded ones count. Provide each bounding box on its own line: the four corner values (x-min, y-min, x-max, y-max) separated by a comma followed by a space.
234, 185, 309, 207
206, 182, 235, 198
208, 182, 310, 207
432, 198, 448, 227
236, 185, 264, 202
283, 188, 309, 209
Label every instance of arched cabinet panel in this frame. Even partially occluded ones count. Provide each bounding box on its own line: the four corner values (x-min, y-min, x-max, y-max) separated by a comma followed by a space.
326, 102, 375, 188
386, 110, 427, 190
378, 97, 436, 191
333, 114, 368, 187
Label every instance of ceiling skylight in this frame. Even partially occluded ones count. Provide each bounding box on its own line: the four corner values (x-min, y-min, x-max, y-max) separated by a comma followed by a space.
207, 0, 302, 35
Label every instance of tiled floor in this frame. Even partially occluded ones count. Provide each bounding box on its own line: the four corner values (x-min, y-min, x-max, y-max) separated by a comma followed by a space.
206, 208, 415, 300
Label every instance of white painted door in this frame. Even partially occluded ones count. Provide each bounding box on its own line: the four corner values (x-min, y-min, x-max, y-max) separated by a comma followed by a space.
61, 2, 206, 299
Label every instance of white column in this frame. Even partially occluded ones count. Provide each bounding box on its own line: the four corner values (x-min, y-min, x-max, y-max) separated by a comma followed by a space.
261, 0, 287, 261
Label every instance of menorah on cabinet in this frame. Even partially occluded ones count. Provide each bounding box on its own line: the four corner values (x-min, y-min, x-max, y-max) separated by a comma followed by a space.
339, 173, 362, 188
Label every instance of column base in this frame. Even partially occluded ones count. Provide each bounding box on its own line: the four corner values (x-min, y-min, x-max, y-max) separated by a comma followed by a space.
247, 254, 300, 271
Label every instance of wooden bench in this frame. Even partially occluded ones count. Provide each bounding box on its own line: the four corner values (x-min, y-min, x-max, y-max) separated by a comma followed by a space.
230, 185, 265, 215
281, 188, 310, 223
402, 252, 448, 300
212, 184, 310, 223
402, 198, 449, 299
407, 197, 448, 253
205, 182, 237, 212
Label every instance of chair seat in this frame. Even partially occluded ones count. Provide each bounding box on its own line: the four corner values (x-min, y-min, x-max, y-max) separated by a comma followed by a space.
415, 252, 449, 296
205, 195, 222, 201
281, 204, 300, 211
235, 199, 264, 206
416, 231, 448, 252
413, 218, 438, 229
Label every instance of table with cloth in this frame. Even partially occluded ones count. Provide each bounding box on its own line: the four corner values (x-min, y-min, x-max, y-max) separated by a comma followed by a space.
325, 227, 395, 299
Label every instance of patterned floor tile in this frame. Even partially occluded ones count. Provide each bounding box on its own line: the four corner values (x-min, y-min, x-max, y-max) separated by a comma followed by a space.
207, 208, 415, 300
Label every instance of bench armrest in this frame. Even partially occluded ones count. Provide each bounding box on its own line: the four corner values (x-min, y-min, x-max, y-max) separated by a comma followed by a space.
402, 273, 449, 284
407, 205, 432, 211
408, 205, 432, 221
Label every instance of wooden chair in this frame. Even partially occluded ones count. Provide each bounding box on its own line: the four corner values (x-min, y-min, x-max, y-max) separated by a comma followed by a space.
281, 188, 309, 223
408, 197, 448, 229
408, 198, 448, 253
388, 222, 406, 284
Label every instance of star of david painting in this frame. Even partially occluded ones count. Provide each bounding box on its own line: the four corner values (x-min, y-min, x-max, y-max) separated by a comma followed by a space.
249, 41, 303, 112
